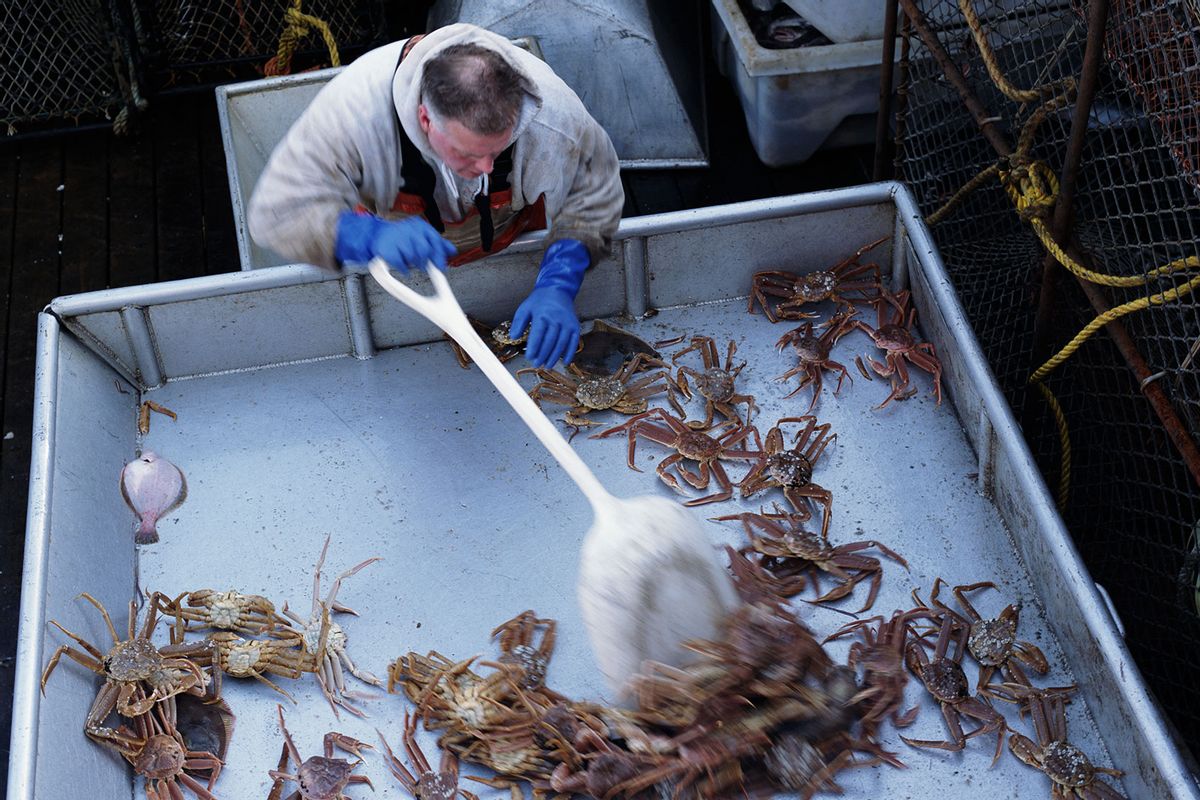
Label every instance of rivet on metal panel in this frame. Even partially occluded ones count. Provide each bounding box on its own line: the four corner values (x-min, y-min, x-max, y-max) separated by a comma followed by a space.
119, 306, 163, 389
343, 274, 376, 360
622, 236, 649, 318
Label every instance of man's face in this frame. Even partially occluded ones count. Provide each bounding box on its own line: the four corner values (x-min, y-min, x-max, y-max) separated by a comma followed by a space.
418, 104, 512, 180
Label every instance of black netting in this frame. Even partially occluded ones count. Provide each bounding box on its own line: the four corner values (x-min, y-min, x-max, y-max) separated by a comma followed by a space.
897, 0, 1200, 755
1, 0, 138, 132
133, 0, 387, 89
0, 0, 388, 134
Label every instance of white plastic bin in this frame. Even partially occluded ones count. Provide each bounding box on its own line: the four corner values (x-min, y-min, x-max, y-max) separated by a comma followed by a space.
711, 0, 895, 167
782, 0, 893, 43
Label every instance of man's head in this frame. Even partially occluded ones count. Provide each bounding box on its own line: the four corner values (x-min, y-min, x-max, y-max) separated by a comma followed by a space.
418, 43, 530, 179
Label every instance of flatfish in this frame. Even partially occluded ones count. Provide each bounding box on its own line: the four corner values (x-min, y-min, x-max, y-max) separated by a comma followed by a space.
120, 451, 187, 544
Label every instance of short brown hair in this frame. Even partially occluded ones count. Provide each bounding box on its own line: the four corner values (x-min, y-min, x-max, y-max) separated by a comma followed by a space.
421, 43, 529, 135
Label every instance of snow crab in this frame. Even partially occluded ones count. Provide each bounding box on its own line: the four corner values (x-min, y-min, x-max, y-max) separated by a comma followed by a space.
716, 507, 907, 612
927, 579, 1050, 691
40, 593, 211, 738
268, 705, 374, 800
749, 236, 886, 322
520, 353, 671, 434
389, 651, 522, 734
99, 700, 223, 800
853, 290, 944, 409
154, 588, 286, 642
379, 710, 478, 800
447, 319, 526, 369
592, 408, 762, 506
775, 311, 858, 412
205, 630, 307, 701
667, 335, 758, 428
738, 416, 836, 538
901, 612, 1007, 763
280, 535, 383, 718
1008, 689, 1126, 798
491, 610, 558, 692
824, 611, 920, 735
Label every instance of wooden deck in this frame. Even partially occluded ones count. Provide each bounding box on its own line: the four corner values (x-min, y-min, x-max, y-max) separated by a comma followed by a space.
0, 51, 873, 791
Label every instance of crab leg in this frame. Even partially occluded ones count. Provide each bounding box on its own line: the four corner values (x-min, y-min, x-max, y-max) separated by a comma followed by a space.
339, 649, 383, 687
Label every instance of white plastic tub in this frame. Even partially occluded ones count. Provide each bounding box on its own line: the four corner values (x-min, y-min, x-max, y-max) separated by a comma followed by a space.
782, 0, 893, 43
711, 0, 894, 167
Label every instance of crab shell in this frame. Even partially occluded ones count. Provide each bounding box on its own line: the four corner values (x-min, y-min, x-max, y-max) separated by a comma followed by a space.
793, 271, 839, 303
917, 658, 970, 704
574, 375, 626, 410
766, 451, 813, 488
104, 638, 163, 682
871, 324, 916, 352
967, 616, 1018, 667
492, 321, 528, 347
298, 756, 357, 798
694, 368, 736, 402
133, 734, 187, 780
1042, 740, 1097, 788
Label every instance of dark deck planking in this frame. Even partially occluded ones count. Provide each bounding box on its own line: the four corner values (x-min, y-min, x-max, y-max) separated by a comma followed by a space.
0, 38, 875, 795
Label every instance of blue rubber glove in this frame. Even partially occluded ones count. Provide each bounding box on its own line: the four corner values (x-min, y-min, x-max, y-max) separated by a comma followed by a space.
334, 211, 457, 272
512, 239, 590, 368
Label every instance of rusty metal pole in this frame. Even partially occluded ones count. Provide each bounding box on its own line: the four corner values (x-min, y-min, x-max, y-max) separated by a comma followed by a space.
1022, 0, 1111, 429
892, 14, 913, 179
896, 0, 1012, 156
896, 0, 1200, 490
873, 0, 901, 180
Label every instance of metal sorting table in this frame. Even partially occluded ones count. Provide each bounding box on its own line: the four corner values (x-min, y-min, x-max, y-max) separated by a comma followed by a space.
10, 183, 1198, 799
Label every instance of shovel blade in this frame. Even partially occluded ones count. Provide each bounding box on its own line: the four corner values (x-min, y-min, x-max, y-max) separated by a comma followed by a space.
577, 495, 737, 702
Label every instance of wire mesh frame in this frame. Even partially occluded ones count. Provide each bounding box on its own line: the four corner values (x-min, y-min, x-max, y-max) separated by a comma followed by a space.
0, 0, 142, 134
130, 0, 388, 91
895, 0, 1200, 758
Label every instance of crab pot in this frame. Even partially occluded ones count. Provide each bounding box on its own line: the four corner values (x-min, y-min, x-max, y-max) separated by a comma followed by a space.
9, 183, 1198, 799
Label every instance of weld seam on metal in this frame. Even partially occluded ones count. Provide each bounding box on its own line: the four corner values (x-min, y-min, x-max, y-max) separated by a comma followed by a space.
8, 314, 60, 799
617, 183, 897, 239
891, 210, 909, 292
343, 275, 375, 359
120, 306, 163, 388
976, 407, 996, 498
1094, 582, 1126, 639
623, 237, 648, 318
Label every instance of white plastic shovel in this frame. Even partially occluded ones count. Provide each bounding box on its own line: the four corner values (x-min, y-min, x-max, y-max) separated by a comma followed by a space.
368, 258, 737, 700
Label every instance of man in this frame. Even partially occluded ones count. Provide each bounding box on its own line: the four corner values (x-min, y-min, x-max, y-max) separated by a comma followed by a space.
248, 23, 624, 368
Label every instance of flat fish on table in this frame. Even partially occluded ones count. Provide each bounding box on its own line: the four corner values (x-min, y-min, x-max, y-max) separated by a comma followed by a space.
120, 451, 187, 544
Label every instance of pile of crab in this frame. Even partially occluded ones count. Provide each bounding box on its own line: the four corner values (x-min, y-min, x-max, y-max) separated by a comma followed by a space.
386, 581, 1126, 800
39, 535, 384, 798
389, 603, 891, 800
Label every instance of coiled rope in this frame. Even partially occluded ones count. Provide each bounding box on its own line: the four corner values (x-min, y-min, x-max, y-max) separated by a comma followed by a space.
264, 0, 341, 77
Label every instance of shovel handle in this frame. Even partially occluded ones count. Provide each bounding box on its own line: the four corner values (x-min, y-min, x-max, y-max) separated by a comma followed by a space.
368, 258, 614, 511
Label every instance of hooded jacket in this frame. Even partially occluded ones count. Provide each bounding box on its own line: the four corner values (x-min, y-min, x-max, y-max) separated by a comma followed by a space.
247, 23, 624, 270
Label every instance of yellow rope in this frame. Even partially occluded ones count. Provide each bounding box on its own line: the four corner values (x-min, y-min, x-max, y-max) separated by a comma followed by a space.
958, 0, 1076, 103
926, 163, 999, 226
921, 2, 1200, 513
1029, 261, 1200, 382
264, 0, 341, 77
1031, 380, 1071, 510
1001, 161, 1200, 288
